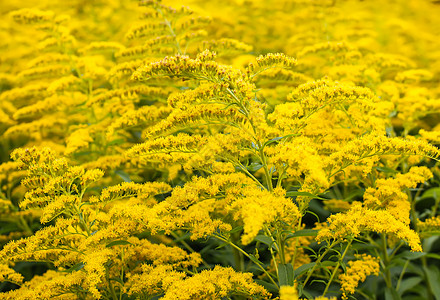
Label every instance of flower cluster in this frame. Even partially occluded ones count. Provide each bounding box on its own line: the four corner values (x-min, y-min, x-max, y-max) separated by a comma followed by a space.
1, 0, 440, 299
339, 254, 380, 299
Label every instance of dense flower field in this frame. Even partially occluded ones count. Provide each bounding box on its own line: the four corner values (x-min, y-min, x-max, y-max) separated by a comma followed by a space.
1, 0, 440, 299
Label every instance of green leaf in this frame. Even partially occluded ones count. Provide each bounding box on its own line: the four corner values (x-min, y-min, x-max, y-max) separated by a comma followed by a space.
423, 236, 440, 252
278, 263, 294, 286
284, 229, 318, 242
63, 262, 84, 273
411, 284, 429, 299
294, 261, 336, 279
308, 199, 330, 218
247, 162, 263, 172
294, 262, 316, 278
401, 297, 429, 300
105, 240, 133, 247
421, 231, 440, 239
342, 189, 365, 202
424, 265, 440, 300
114, 170, 131, 182
264, 135, 297, 147
254, 280, 278, 293
395, 251, 426, 260
297, 285, 313, 299
286, 191, 327, 200
111, 277, 124, 285
254, 235, 276, 250
385, 287, 402, 300
426, 253, 440, 260
375, 166, 398, 174
107, 138, 125, 146
398, 277, 422, 296
215, 242, 228, 250
0, 224, 20, 234
171, 232, 191, 243
264, 137, 284, 147
300, 246, 317, 256
419, 188, 440, 201
248, 254, 263, 265
302, 290, 313, 299
227, 225, 243, 234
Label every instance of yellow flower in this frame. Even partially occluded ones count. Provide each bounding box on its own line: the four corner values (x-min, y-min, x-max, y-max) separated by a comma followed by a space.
317, 202, 422, 252
418, 216, 440, 235
339, 254, 380, 299
125, 264, 186, 297
0, 264, 24, 285
280, 285, 298, 300
162, 266, 270, 300
83, 248, 114, 299
0, 270, 85, 300
229, 186, 301, 244
363, 166, 432, 225
9, 8, 54, 24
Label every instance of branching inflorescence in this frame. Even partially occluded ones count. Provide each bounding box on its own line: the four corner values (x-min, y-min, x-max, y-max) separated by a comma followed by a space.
1, 0, 440, 299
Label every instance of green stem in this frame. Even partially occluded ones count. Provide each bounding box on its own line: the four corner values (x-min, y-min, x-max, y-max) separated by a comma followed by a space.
73, 205, 91, 236
231, 231, 245, 272
396, 259, 409, 292
226, 87, 250, 116
421, 256, 435, 300
381, 234, 392, 288
408, 190, 420, 234
258, 144, 273, 192
170, 231, 210, 268
119, 248, 124, 300
432, 195, 440, 217
214, 233, 279, 288
156, 7, 182, 54
303, 240, 336, 287
263, 226, 281, 277
18, 215, 33, 235
275, 167, 287, 189
235, 160, 266, 190
289, 217, 303, 272
322, 239, 352, 296
232, 244, 245, 272
106, 265, 118, 300
275, 231, 285, 266
389, 241, 404, 259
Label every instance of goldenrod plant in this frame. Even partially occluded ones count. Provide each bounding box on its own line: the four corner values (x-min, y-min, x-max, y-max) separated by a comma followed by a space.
1, 0, 440, 299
